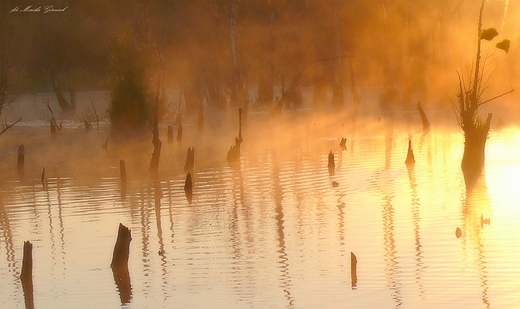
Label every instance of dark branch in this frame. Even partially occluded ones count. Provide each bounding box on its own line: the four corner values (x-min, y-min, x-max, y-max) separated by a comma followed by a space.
478, 88, 515, 106
0, 117, 21, 135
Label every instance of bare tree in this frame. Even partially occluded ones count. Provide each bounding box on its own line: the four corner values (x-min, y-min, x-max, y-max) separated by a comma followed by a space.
455, 0, 513, 184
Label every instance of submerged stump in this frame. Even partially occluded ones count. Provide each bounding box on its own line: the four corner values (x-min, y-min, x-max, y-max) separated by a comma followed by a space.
20, 241, 34, 309
120, 160, 127, 200
184, 147, 195, 173
167, 125, 173, 144
177, 124, 182, 142
111, 223, 132, 304
41, 168, 48, 189
405, 140, 415, 167
17, 144, 24, 179
227, 108, 243, 163
328, 151, 335, 174
339, 138, 347, 151
351, 252, 358, 289
416, 100, 430, 133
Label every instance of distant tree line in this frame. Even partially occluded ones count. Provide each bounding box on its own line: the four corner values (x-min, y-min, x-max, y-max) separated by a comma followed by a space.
0, 0, 516, 113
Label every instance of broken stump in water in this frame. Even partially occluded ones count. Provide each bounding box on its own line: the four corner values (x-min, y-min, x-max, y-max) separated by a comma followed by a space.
111, 224, 132, 304
184, 148, 195, 173
328, 151, 335, 174
17, 144, 24, 179
177, 124, 183, 142
41, 168, 48, 189
351, 252, 358, 289
339, 138, 347, 151
20, 241, 34, 309
167, 126, 173, 144
111, 223, 131, 268
120, 160, 127, 200
405, 140, 415, 167
417, 100, 430, 133
227, 108, 244, 163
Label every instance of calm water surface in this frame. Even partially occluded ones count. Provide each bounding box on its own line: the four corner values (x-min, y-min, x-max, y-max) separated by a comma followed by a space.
0, 111, 519, 308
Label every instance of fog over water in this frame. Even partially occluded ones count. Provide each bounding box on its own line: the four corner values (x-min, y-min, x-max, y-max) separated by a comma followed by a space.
0, 1, 520, 308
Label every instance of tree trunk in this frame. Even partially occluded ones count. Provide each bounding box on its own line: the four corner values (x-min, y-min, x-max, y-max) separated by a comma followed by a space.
111, 223, 132, 304
20, 241, 34, 309
461, 113, 491, 184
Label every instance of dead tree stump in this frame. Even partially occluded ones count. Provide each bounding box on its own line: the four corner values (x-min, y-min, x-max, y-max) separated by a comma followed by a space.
184, 147, 195, 173
339, 138, 347, 151
167, 126, 173, 144
227, 108, 243, 163
41, 168, 48, 189
177, 124, 183, 142
111, 224, 132, 304
328, 151, 335, 175
120, 160, 127, 200
111, 223, 131, 268
17, 144, 24, 179
405, 140, 415, 167
416, 100, 430, 133
351, 252, 358, 288
20, 241, 34, 309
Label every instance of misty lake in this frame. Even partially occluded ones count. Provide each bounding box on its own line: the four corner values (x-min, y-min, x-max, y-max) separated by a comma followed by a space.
0, 106, 519, 309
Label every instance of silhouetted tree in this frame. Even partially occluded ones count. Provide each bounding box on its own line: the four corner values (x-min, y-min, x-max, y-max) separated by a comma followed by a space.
108, 28, 150, 134
455, 0, 513, 184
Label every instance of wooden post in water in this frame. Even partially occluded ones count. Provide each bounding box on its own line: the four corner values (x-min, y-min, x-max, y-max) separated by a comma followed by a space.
227, 108, 243, 163
167, 126, 173, 144
17, 144, 24, 179
177, 124, 182, 142
41, 168, 48, 189
111, 223, 131, 268
20, 241, 34, 309
416, 100, 430, 133
405, 140, 415, 167
120, 160, 127, 200
184, 148, 195, 173
351, 252, 358, 288
111, 223, 132, 304
339, 138, 347, 151
328, 150, 335, 174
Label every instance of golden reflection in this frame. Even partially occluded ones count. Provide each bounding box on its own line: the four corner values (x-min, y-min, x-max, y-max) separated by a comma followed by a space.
382, 196, 403, 308
272, 157, 294, 308
384, 115, 394, 169
153, 180, 168, 297
407, 166, 425, 299
0, 194, 15, 277
461, 176, 491, 309
20, 241, 34, 309
139, 186, 152, 288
